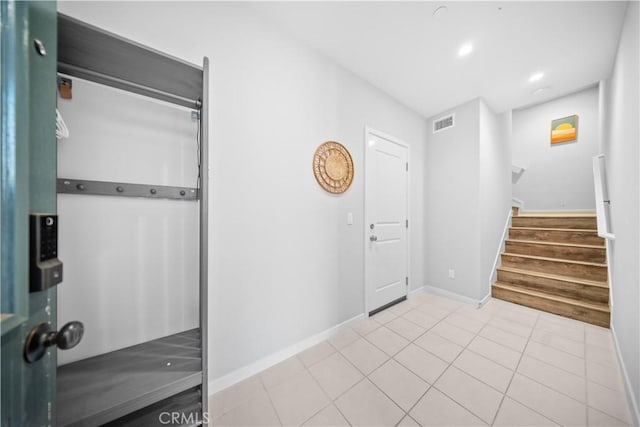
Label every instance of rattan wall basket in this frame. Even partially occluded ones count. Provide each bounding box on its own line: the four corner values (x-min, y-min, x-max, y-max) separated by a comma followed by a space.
312, 141, 354, 194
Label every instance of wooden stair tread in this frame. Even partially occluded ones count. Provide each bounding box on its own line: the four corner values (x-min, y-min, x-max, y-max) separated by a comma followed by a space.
503, 252, 607, 267
507, 239, 604, 250
497, 266, 609, 288
493, 282, 610, 313
516, 212, 596, 217
511, 217, 597, 230
510, 227, 599, 233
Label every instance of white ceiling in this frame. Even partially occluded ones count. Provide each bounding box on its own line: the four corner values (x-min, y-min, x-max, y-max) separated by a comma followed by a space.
248, 1, 628, 118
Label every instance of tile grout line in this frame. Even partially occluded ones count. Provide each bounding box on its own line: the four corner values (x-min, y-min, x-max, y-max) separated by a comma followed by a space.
438, 305, 522, 426
298, 358, 353, 427
265, 351, 356, 426
493, 310, 577, 426
209, 378, 271, 423
320, 335, 405, 425
431, 299, 579, 425
399, 303, 504, 425
368, 301, 464, 422
393, 306, 444, 331
514, 365, 586, 405
500, 312, 613, 378
308, 302, 428, 425
366, 310, 453, 421
260, 370, 285, 427
584, 322, 590, 427
521, 348, 589, 380
489, 309, 540, 426
496, 307, 630, 425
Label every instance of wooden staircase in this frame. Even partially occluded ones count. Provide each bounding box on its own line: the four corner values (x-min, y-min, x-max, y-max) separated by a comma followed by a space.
492, 209, 610, 327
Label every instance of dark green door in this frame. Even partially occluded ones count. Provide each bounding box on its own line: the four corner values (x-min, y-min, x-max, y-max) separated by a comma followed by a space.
1, 1, 59, 425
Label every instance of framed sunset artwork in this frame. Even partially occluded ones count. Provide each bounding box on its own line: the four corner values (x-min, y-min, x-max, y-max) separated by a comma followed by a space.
551, 115, 578, 144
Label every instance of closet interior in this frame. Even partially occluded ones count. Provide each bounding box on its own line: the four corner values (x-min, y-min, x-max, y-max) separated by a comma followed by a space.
55, 14, 209, 426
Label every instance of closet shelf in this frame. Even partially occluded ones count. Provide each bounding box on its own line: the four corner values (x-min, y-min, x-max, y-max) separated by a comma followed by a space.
57, 178, 199, 201
57, 328, 202, 426
58, 14, 203, 109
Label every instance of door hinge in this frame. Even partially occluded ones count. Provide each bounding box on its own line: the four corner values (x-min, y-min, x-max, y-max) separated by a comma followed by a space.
406, 162, 408, 171
405, 277, 409, 286
406, 219, 408, 228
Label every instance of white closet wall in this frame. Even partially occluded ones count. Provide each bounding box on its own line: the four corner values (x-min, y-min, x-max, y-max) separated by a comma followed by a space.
57, 78, 200, 365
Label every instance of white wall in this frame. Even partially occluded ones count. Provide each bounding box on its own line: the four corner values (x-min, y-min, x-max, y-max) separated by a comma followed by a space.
57, 79, 200, 364
479, 102, 512, 298
424, 98, 510, 302
425, 99, 481, 300
601, 1, 640, 423
57, 2, 428, 386
512, 87, 600, 211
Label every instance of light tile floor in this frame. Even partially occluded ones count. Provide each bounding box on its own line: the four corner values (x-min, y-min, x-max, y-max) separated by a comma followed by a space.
209, 292, 633, 426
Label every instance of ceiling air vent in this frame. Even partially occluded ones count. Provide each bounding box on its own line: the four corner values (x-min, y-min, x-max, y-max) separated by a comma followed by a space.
433, 114, 455, 133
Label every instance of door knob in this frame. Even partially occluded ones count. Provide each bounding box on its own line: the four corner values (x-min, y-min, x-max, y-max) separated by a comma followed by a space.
370, 235, 378, 242
24, 321, 84, 363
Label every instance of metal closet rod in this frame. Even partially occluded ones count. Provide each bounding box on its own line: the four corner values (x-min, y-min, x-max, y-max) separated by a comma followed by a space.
57, 178, 199, 201
57, 63, 202, 110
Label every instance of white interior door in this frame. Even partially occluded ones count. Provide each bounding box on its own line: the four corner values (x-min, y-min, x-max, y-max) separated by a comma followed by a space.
365, 128, 409, 314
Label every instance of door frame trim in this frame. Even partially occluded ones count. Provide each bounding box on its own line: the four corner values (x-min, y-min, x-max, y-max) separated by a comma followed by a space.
363, 126, 410, 315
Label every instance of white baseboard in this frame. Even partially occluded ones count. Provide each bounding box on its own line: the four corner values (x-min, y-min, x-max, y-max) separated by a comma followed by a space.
424, 285, 488, 308
208, 312, 364, 395
208, 287, 429, 395
477, 293, 492, 308
610, 325, 640, 426
408, 285, 426, 297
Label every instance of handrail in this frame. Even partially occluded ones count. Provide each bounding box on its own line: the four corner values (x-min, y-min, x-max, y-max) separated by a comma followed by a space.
592, 154, 615, 240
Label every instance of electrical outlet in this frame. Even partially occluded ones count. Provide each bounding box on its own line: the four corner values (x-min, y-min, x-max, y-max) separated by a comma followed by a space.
448, 269, 455, 279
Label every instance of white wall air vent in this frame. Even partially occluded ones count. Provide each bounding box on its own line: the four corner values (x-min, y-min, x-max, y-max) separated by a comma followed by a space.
433, 114, 455, 133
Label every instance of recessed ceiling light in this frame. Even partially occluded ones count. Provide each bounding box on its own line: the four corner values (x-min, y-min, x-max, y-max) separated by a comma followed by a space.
458, 43, 473, 57
529, 72, 544, 82
532, 86, 551, 95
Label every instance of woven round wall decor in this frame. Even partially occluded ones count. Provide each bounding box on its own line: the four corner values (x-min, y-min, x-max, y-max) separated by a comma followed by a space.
313, 141, 354, 194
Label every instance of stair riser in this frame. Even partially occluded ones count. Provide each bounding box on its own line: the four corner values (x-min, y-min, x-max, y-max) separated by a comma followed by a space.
505, 241, 606, 263
512, 217, 597, 230
501, 254, 607, 281
509, 228, 604, 246
492, 286, 609, 328
497, 270, 609, 303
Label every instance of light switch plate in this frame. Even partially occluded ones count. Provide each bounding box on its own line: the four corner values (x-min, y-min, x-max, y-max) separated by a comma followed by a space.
347, 212, 353, 225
